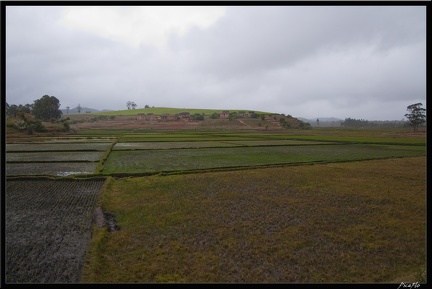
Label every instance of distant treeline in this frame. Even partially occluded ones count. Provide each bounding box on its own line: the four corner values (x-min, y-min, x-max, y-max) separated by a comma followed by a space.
341, 118, 412, 128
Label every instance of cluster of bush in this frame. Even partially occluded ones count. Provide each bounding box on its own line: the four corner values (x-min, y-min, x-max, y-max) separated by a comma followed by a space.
190, 113, 205, 121
6, 95, 65, 134
279, 117, 311, 129
89, 115, 116, 122
6, 112, 46, 134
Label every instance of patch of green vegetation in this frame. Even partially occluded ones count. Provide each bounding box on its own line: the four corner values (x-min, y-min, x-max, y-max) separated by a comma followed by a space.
82, 157, 426, 283
113, 141, 242, 150
115, 129, 425, 145
117, 131, 277, 142
282, 135, 425, 145
6, 143, 113, 152
119, 135, 262, 142
112, 140, 334, 150
6, 151, 105, 163
77, 129, 132, 136
222, 140, 338, 146
94, 107, 273, 116
101, 144, 425, 175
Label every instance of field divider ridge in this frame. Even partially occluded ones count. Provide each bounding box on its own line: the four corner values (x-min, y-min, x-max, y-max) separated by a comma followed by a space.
94, 138, 119, 174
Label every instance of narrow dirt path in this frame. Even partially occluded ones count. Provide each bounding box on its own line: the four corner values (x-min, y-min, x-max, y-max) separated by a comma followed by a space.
238, 119, 250, 127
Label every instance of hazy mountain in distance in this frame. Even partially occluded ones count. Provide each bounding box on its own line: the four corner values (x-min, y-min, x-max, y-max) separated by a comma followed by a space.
297, 117, 343, 127
61, 106, 100, 114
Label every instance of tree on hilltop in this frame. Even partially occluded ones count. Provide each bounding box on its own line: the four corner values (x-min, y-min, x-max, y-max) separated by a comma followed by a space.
126, 101, 137, 109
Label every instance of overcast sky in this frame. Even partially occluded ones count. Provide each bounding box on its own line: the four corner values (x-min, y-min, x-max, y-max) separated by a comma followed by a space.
6, 5, 426, 120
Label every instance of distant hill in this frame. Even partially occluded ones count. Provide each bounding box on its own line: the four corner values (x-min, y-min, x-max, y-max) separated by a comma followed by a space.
62, 107, 107, 114
93, 107, 274, 116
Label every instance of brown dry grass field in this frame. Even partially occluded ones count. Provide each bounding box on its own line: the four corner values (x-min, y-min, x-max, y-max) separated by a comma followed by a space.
81, 156, 426, 283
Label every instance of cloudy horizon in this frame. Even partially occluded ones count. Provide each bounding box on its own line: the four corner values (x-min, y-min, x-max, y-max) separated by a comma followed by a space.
6, 5, 426, 121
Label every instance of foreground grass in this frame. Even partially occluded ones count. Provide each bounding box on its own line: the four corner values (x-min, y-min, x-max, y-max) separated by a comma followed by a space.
81, 157, 426, 283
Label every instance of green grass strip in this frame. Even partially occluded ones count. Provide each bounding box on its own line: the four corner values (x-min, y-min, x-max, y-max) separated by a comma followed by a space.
102, 144, 425, 174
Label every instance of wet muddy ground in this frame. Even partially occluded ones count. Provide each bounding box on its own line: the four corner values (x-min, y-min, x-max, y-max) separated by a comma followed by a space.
5, 179, 106, 284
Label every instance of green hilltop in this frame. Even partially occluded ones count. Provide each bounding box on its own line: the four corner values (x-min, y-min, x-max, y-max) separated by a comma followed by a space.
94, 107, 275, 116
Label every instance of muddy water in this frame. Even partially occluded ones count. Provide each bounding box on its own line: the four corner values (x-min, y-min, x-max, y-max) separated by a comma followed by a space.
56, 171, 90, 176
93, 207, 120, 232
104, 213, 120, 232
5, 179, 106, 283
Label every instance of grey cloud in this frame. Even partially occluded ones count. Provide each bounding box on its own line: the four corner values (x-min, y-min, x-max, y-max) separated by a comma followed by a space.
170, 6, 425, 79
5, 5, 426, 120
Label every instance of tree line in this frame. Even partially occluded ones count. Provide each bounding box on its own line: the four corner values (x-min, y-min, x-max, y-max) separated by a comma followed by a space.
6, 95, 63, 120
341, 118, 374, 128
6, 95, 65, 134
341, 103, 425, 131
